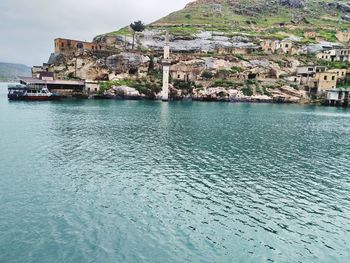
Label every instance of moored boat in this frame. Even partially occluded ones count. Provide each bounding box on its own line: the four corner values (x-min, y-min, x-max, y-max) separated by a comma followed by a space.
8, 84, 61, 101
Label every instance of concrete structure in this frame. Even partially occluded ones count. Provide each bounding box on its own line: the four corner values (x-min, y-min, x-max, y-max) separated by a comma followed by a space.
161, 32, 170, 101
54, 38, 103, 54
317, 49, 350, 62
297, 65, 326, 77
336, 31, 350, 43
19, 76, 85, 96
85, 81, 100, 94
296, 65, 338, 93
325, 89, 350, 107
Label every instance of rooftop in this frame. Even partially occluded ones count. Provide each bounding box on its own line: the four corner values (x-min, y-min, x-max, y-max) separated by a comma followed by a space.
19, 77, 85, 86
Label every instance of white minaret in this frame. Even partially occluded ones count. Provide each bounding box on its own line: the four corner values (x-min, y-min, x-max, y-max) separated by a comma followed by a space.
161, 31, 170, 101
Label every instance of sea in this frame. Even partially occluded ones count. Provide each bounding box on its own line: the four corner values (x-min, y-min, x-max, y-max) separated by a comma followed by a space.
1, 82, 350, 262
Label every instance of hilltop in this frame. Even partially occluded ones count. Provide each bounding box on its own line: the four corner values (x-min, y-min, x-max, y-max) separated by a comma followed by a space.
102, 0, 350, 41
0, 62, 31, 82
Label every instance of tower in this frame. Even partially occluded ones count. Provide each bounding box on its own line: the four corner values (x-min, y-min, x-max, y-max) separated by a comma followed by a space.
161, 31, 170, 101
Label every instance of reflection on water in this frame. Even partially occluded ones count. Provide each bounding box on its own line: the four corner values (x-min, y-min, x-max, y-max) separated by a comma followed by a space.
0, 83, 350, 263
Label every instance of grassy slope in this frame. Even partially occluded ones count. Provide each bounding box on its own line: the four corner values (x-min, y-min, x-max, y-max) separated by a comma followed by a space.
100, 0, 350, 40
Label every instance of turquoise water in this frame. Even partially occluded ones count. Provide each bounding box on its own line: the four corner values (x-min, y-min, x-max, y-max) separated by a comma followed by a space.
1, 82, 350, 263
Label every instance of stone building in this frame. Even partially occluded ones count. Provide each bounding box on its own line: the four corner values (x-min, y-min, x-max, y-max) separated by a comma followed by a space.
297, 65, 326, 78
314, 72, 338, 91
170, 60, 205, 82
216, 45, 260, 55
261, 39, 297, 55
327, 69, 347, 80
54, 38, 103, 54
304, 32, 316, 39
296, 65, 338, 93
336, 31, 350, 43
316, 49, 350, 62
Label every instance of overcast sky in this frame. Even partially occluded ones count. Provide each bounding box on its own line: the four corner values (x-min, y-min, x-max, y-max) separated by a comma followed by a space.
0, 0, 192, 66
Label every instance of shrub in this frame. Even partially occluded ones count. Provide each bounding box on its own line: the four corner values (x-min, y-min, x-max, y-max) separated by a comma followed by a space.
241, 86, 253, 96
201, 71, 214, 79
211, 79, 234, 87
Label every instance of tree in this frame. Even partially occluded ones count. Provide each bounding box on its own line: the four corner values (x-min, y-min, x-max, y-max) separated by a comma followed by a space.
130, 21, 145, 50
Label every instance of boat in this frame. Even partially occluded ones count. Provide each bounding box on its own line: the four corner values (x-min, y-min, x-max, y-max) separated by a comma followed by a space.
7, 84, 61, 101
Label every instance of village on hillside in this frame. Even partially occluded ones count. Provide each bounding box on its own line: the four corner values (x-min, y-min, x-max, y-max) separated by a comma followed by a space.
25, 1, 350, 107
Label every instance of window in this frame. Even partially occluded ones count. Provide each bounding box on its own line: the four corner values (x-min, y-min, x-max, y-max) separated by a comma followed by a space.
332, 76, 335, 80
308, 68, 314, 72
324, 76, 328, 80
61, 42, 64, 48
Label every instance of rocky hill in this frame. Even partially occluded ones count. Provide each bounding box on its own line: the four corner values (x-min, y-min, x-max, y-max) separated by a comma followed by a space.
42, 0, 350, 103
101, 0, 350, 41
0, 62, 31, 82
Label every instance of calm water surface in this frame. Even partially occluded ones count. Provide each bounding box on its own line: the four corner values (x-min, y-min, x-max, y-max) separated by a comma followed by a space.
1, 83, 350, 262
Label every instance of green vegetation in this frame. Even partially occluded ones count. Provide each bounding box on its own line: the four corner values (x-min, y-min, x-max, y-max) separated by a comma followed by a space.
241, 86, 253, 96
130, 21, 146, 49
319, 61, 350, 69
317, 30, 337, 42
99, 0, 350, 41
211, 79, 234, 88
201, 71, 214, 79
230, 66, 243, 73
173, 80, 194, 90
262, 86, 271, 96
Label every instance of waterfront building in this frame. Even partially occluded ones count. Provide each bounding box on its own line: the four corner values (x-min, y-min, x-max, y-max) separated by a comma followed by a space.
19, 74, 85, 96
325, 89, 350, 107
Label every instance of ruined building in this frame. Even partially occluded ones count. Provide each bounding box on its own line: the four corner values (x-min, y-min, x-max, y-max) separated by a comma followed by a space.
54, 38, 104, 54
336, 31, 350, 43
317, 48, 350, 62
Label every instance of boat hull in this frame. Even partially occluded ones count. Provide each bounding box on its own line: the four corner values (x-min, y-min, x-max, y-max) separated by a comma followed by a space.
8, 95, 61, 101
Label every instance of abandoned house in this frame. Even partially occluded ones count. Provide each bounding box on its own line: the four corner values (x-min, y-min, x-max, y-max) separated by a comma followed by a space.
54, 38, 104, 54
336, 31, 350, 43
261, 39, 296, 55
170, 60, 205, 82
316, 49, 350, 62
304, 32, 317, 39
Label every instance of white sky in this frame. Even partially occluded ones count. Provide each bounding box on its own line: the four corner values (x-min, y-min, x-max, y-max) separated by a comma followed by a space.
0, 0, 192, 66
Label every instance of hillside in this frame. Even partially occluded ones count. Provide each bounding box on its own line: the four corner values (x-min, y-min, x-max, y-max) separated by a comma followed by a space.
101, 0, 350, 41
0, 62, 31, 82
153, 0, 350, 31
